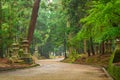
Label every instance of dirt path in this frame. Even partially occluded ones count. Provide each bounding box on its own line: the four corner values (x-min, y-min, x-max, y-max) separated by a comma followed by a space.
0, 58, 111, 80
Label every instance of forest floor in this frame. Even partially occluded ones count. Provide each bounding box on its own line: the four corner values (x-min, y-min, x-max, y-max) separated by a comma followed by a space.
0, 58, 111, 80
63, 54, 111, 68
0, 54, 112, 71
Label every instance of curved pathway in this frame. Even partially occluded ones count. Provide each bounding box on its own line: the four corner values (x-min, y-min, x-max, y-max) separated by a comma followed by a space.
0, 58, 111, 80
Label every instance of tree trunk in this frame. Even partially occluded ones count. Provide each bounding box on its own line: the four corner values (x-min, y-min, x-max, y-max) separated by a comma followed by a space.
64, 25, 67, 58
87, 40, 91, 56
100, 41, 105, 55
87, 48, 91, 56
27, 0, 41, 46
0, 0, 3, 58
64, 37, 67, 58
83, 39, 87, 54
90, 37, 95, 55
108, 40, 112, 53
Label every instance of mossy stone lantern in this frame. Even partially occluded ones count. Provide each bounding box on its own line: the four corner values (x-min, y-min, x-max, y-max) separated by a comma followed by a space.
12, 42, 19, 55
21, 39, 33, 64
22, 39, 29, 54
12, 42, 19, 61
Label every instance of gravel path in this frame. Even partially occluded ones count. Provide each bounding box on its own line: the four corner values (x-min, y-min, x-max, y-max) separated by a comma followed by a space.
0, 58, 111, 80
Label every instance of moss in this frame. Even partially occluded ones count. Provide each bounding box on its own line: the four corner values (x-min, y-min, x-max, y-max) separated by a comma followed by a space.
108, 46, 120, 80
68, 52, 80, 63
0, 63, 40, 71
21, 54, 31, 58
21, 58, 33, 64
18, 49, 24, 57
113, 65, 120, 80
62, 58, 73, 63
108, 64, 120, 80
20, 54, 34, 64
86, 58, 94, 63
113, 48, 120, 63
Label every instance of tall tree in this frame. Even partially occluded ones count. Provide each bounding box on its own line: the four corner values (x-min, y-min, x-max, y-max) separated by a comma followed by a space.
28, 0, 41, 46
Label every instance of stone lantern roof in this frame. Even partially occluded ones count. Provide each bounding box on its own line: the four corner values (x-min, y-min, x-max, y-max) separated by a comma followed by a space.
22, 39, 29, 47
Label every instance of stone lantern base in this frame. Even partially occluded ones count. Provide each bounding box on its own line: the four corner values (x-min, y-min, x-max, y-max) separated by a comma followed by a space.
20, 54, 34, 64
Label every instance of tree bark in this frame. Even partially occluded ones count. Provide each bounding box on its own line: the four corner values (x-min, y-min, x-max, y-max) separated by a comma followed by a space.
27, 0, 41, 46
84, 39, 87, 54
100, 41, 105, 55
64, 25, 67, 58
90, 37, 95, 55
87, 40, 91, 56
87, 47, 91, 56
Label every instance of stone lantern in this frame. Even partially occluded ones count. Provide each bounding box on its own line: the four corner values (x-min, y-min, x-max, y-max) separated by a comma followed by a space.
34, 46, 40, 58
12, 42, 19, 62
22, 39, 29, 54
12, 43, 19, 57
21, 39, 33, 64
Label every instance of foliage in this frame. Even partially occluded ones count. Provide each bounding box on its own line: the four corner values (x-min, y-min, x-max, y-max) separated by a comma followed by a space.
109, 65, 120, 80
0, 0, 34, 58
68, 51, 80, 62
79, 0, 120, 42
31, 0, 68, 58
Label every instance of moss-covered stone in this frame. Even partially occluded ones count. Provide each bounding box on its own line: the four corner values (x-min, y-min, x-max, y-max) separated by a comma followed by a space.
21, 58, 33, 64
18, 49, 24, 57
21, 54, 34, 64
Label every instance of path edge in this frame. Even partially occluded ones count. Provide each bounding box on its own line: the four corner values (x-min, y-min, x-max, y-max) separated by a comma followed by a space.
0, 64, 40, 72
102, 67, 114, 80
